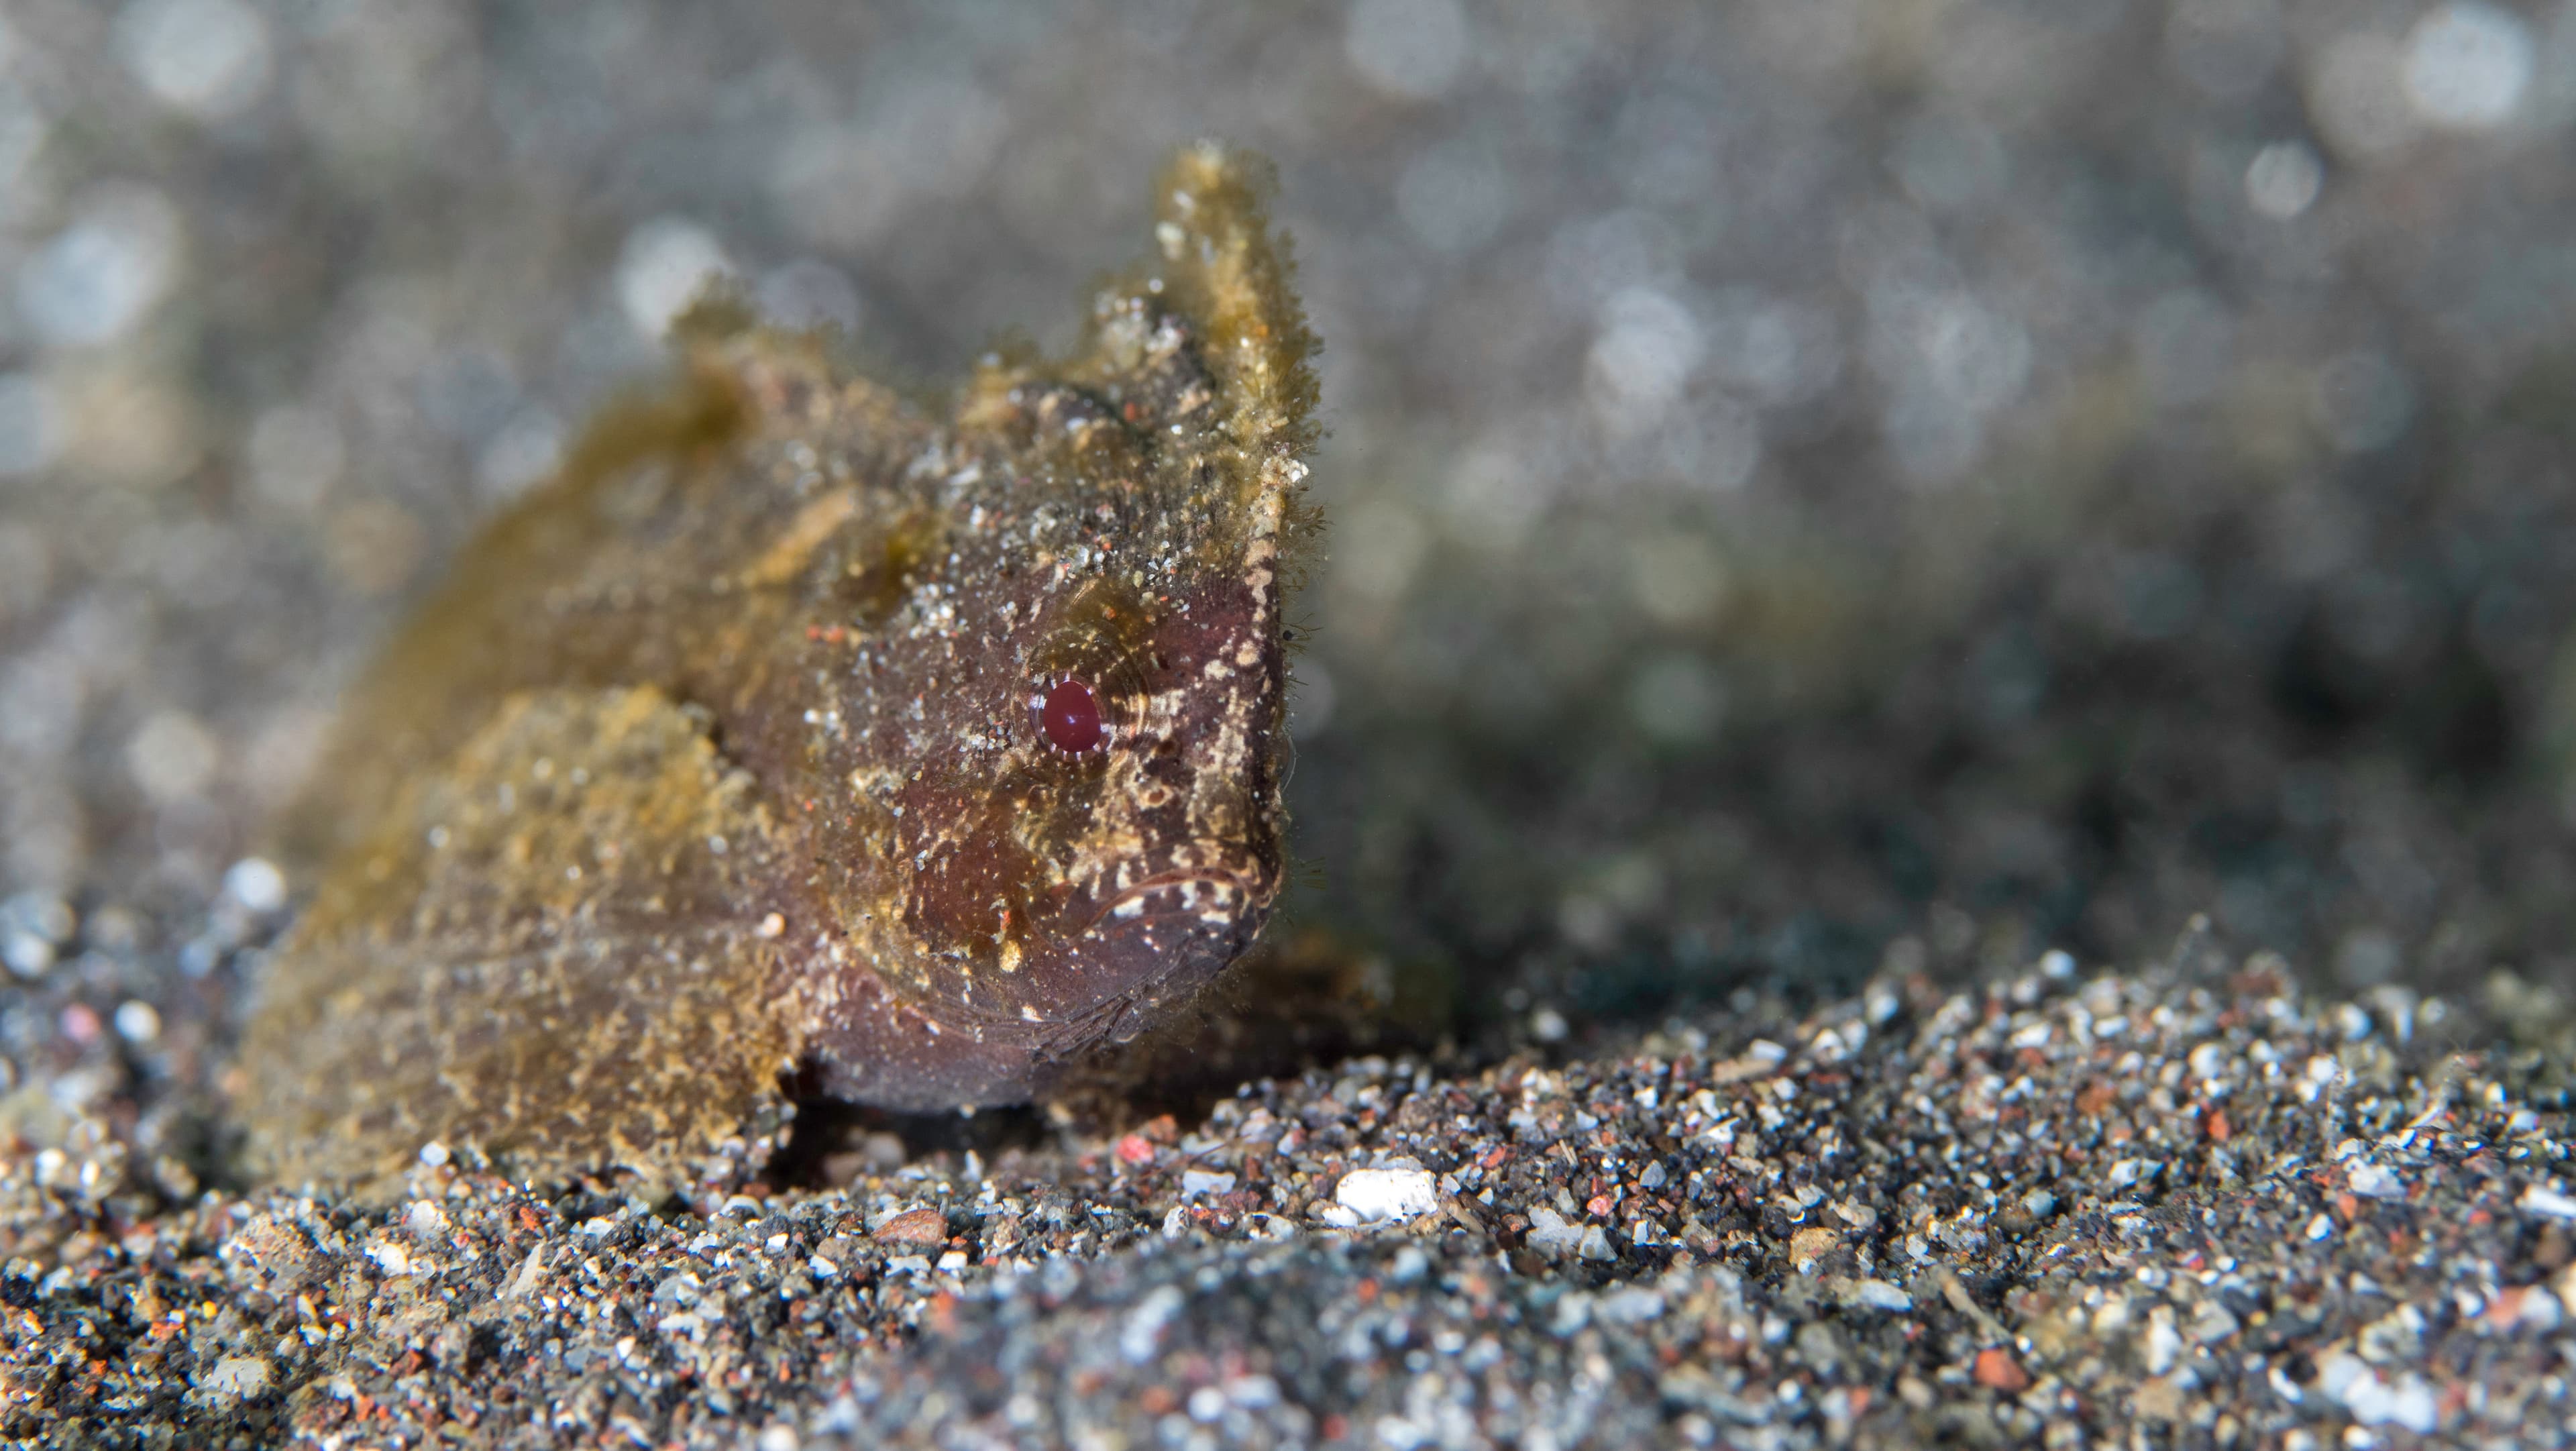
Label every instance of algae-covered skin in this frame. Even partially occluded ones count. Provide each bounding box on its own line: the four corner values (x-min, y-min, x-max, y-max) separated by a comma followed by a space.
241, 144, 1320, 1192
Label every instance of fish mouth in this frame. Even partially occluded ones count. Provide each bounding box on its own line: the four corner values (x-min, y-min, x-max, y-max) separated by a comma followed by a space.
1005, 861, 1272, 1048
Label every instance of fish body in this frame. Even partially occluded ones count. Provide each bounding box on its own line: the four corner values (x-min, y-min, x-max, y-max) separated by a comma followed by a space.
244, 145, 1319, 1190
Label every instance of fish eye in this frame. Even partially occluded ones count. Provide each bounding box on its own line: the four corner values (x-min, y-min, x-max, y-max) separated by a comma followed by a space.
1033, 675, 1109, 755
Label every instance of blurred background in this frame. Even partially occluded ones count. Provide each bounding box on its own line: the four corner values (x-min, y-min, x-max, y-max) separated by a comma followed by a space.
6, 0, 2576, 1097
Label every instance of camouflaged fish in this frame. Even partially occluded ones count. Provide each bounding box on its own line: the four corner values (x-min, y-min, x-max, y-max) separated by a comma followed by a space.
243, 144, 1320, 1191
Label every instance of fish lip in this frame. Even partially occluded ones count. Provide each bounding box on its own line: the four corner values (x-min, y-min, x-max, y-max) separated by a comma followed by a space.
1083, 861, 1271, 931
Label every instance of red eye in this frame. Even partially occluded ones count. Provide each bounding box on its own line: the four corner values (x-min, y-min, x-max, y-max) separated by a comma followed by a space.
1036, 677, 1107, 754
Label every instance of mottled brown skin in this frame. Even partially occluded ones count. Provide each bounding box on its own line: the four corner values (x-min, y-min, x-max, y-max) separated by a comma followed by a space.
244, 145, 1321, 1192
